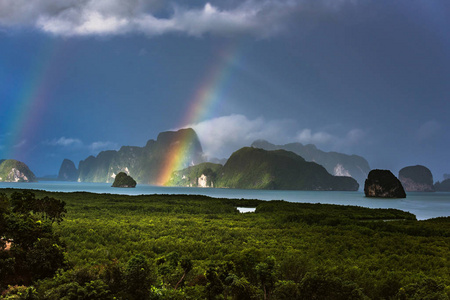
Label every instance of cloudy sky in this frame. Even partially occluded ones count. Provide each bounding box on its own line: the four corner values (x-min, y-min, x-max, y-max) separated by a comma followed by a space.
0, 0, 449, 180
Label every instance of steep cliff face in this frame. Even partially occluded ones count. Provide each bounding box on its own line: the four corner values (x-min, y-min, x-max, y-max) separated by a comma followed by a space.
364, 169, 406, 198
78, 128, 204, 184
78, 151, 117, 183
251, 140, 370, 188
105, 146, 144, 183
168, 162, 221, 187
398, 165, 434, 192
0, 159, 37, 182
57, 159, 79, 181
198, 174, 213, 188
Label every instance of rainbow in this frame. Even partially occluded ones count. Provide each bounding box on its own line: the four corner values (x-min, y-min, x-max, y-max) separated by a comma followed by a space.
1, 38, 64, 161
156, 41, 242, 185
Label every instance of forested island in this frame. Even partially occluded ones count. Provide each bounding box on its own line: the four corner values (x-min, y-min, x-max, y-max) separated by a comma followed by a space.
111, 172, 137, 188
169, 147, 359, 191
0, 159, 36, 182
1, 189, 449, 299
62, 128, 366, 190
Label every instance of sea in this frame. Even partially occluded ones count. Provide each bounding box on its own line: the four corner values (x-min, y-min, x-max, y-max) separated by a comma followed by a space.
1, 181, 449, 220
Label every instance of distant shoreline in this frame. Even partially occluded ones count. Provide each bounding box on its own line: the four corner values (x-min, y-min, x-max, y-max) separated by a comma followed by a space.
1, 182, 450, 220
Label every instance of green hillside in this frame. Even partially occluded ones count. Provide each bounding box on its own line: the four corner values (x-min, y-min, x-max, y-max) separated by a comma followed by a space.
169, 147, 359, 190
168, 162, 223, 187
252, 139, 370, 187
216, 147, 358, 190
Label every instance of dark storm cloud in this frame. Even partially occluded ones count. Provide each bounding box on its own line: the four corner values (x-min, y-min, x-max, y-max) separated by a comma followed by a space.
1, 0, 449, 178
0, 0, 359, 37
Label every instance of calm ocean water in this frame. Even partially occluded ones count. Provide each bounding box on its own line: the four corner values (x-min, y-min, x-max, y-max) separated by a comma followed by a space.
1, 181, 449, 220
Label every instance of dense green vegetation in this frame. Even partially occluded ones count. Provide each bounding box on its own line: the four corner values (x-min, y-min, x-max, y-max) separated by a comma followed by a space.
251, 139, 370, 188
0, 191, 67, 291
168, 163, 223, 187
217, 147, 359, 190
169, 148, 360, 191
1, 189, 449, 299
0, 160, 36, 182
111, 172, 137, 188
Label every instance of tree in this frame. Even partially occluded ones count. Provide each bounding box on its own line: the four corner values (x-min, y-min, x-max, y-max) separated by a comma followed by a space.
0, 192, 67, 290
36, 268, 111, 300
235, 247, 264, 285
205, 264, 225, 299
174, 257, 192, 290
0, 193, 10, 250
397, 278, 450, 300
125, 254, 156, 300
299, 271, 368, 300
36, 196, 67, 224
256, 256, 277, 300
99, 259, 125, 296
0, 285, 38, 300
272, 280, 300, 300
27, 237, 66, 281
10, 191, 36, 214
9, 191, 66, 224
225, 274, 259, 300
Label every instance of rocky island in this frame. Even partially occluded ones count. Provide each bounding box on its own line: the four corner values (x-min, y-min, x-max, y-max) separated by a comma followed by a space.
364, 169, 406, 198
0, 159, 37, 182
57, 159, 79, 181
434, 179, 450, 191
398, 165, 434, 192
169, 147, 359, 191
77, 128, 204, 184
251, 139, 370, 188
111, 172, 137, 188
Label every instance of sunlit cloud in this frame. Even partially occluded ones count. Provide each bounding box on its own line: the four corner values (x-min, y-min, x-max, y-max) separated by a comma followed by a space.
47, 137, 83, 147
189, 114, 365, 159
296, 129, 334, 145
190, 114, 295, 159
89, 141, 119, 152
45, 137, 118, 154
295, 127, 365, 150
